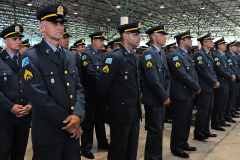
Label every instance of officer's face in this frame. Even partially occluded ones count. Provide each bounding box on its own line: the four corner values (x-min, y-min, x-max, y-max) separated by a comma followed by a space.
59, 36, 69, 49
126, 32, 141, 48
113, 44, 120, 49
169, 47, 176, 53
4, 37, 22, 53
237, 47, 240, 53
93, 39, 104, 50
40, 21, 64, 41
19, 46, 28, 54
183, 38, 192, 49
230, 46, 237, 52
76, 45, 85, 54
107, 48, 111, 53
71, 50, 77, 54
203, 40, 214, 49
154, 33, 166, 46
218, 43, 226, 52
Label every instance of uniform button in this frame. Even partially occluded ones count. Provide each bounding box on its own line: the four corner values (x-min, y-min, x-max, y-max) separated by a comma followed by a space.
184, 86, 186, 88
64, 70, 68, 74
122, 102, 124, 105
70, 95, 73, 98
73, 70, 75, 73
71, 106, 74, 110
223, 78, 224, 79
21, 99, 23, 101
4, 73, 6, 75
20, 81, 22, 83
164, 74, 165, 77
20, 90, 23, 92
50, 72, 53, 74
66, 82, 70, 86
137, 70, 138, 72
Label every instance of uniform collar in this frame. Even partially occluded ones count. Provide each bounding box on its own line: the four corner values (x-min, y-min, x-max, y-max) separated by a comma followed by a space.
152, 44, 161, 53
6, 49, 19, 59
179, 47, 188, 54
44, 39, 61, 52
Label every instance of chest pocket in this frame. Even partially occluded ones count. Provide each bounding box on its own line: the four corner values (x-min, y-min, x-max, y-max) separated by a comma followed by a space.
68, 67, 78, 85
42, 68, 60, 88
183, 59, 191, 72
0, 70, 11, 86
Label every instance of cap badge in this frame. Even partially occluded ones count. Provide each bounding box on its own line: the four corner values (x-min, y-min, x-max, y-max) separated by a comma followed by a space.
102, 32, 106, 37
66, 27, 69, 33
57, 5, 64, 15
82, 39, 85, 43
15, 26, 20, 32
138, 22, 141, 28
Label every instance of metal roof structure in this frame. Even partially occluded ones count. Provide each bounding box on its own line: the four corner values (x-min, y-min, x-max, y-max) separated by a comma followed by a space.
0, 0, 240, 44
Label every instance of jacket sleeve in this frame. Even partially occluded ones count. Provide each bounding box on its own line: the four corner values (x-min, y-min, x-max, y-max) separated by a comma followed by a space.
21, 52, 70, 128
0, 92, 14, 113
169, 55, 200, 92
140, 51, 169, 103
81, 52, 99, 83
98, 53, 119, 106
194, 52, 217, 86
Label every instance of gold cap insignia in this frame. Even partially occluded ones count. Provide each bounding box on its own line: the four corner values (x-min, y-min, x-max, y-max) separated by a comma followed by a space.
102, 32, 106, 37
138, 22, 141, 28
15, 26, 20, 32
66, 27, 69, 33
57, 5, 64, 15
82, 39, 85, 43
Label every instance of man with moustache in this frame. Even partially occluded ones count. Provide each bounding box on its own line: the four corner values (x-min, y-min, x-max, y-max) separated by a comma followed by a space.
212, 38, 235, 131
21, 4, 85, 160
81, 31, 109, 159
168, 30, 201, 158
194, 34, 219, 141
0, 24, 32, 160
99, 21, 142, 160
140, 24, 170, 160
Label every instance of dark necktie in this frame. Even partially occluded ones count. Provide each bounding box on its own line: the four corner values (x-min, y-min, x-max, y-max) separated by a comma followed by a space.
55, 48, 64, 64
13, 55, 19, 69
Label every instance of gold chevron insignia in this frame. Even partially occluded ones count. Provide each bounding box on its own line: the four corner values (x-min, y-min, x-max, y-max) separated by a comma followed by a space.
102, 65, 109, 73
83, 61, 88, 67
24, 69, 33, 81
175, 62, 181, 68
146, 61, 152, 68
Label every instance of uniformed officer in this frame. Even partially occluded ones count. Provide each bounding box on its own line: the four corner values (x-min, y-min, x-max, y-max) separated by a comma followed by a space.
225, 41, 240, 122
0, 24, 32, 160
168, 30, 201, 158
211, 37, 235, 131
20, 39, 30, 54
188, 45, 199, 57
140, 24, 170, 160
21, 4, 85, 160
74, 38, 86, 82
193, 34, 219, 141
111, 37, 121, 49
59, 26, 71, 49
105, 41, 113, 54
69, 45, 77, 54
234, 42, 240, 112
99, 20, 142, 160
168, 42, 177, 54
81, 31, 109, 159
102, 45, 108, 55
136, 46, 147, 59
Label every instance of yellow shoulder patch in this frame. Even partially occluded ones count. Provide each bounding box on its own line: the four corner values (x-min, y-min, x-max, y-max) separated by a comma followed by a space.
216, 62, 221, 66
146, 61, 152, 68
175, 62, 181, 68
83, 61, 88, 67
198, 60, 203, 65
24, 69, 33, 81
102, 65, 109, 73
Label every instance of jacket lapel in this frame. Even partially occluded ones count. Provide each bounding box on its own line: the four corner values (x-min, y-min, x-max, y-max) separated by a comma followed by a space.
119, 44, 136, 67
62, 48, 70, 69
1, 50, 18, 71
39, 40, 63, 66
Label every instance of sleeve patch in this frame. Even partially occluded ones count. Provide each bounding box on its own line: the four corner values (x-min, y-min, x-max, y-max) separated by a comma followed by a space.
146, 61, 153, 68
24, 69, 33, 81
105, 58, 112, 64
175, 62, 181, 67
145, 54, 152, 60
214, 57, 219, 61
197, 56, 202, 60
102, 65, 109, 73
228, 59, 232, 63
82, 55, 86, 60
22, 57, 29, 67
216, 62, 221, 66
173, 56, 179, 61
83, 61, 88, 67
198, 60, 203, 65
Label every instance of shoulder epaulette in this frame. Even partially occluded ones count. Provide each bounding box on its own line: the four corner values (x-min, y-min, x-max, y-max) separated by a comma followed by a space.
112, 48, 120, 52
27, 43, 39, 51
